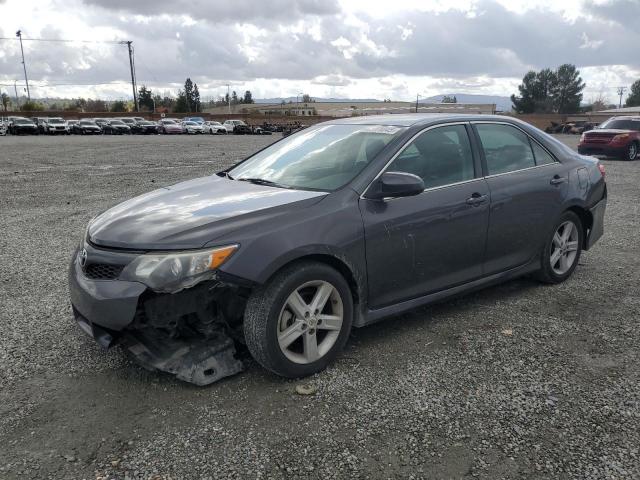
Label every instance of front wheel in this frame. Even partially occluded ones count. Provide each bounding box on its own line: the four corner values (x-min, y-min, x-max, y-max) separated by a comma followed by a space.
244, 262, 353, 378
535, 211, 583, 284
625, 142, 638, 161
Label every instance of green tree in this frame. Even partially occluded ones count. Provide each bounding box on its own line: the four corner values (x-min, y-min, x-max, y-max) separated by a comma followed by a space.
231, 90, 238, 105
1, 92, 11, 111
442, 95, 457, 103
626, 79, 640, 107
110, 100, 127, 112
86, 99, 107, 112
138, 85, 154, 111
20, 100, 45, 112
301, 93, 313, 103
174, 90, 189, 113
552, 64, 585, 114
243, 90, 254, 104
192, 83, 201, 112
511, 64, 585, 114
511, 71, 538, 113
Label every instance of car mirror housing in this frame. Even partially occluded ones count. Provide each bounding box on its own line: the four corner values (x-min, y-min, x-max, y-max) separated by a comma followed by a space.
365, 171, 425, 200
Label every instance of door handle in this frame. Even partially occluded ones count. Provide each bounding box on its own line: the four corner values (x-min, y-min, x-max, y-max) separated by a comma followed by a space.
466, 193, 488, 206
550, 175, 567, 185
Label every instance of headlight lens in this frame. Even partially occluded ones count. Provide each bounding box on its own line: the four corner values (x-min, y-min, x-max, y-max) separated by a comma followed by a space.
120, 244, 238, 293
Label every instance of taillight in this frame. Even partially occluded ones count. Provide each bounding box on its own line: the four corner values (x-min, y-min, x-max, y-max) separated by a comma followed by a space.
597, 163, 606, 178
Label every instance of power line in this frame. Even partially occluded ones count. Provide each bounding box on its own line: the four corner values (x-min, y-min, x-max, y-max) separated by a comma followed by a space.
0, 36, 122, 44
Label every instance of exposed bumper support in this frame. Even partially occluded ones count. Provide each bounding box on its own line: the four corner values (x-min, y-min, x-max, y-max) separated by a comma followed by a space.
121, 331, 244, 386
586, 196, 606, 250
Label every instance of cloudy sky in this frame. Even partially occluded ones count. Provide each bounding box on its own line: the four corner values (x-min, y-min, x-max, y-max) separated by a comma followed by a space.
1, 0, 639, 104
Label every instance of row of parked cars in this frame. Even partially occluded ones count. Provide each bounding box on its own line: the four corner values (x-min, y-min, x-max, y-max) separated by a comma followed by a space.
0, 116, 280, 136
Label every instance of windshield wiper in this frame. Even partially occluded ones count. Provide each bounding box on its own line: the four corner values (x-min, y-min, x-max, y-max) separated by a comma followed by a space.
237, 177, 289, 188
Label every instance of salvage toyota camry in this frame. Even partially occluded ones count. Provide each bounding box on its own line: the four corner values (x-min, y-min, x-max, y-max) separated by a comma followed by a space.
69, 114, 607, 385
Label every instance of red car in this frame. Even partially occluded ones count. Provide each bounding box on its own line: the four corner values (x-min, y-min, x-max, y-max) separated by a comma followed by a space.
578, 116, 640, 161
158, 119, 184, 134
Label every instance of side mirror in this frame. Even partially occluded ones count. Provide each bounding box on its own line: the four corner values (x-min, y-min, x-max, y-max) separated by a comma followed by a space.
365, 171, 425, 200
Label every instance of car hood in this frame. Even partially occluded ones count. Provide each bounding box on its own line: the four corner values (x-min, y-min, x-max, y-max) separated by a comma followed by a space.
586, 129, 634, 135
89, 175, 328, 250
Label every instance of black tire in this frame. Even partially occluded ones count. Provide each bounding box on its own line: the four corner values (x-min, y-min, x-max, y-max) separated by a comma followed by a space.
535, 211, 584, 284
244, 261, 354, 378
626, 142, 639, 161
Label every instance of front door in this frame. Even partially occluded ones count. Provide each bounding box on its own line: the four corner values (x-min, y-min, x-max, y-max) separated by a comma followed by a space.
360, 123, 490, 309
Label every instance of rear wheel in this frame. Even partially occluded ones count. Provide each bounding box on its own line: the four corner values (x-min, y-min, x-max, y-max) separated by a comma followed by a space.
244, 262, 353, 378
535, 211, 583, 284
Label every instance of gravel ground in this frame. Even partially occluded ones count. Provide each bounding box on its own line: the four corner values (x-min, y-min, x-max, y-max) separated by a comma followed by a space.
0, 133, 638, 479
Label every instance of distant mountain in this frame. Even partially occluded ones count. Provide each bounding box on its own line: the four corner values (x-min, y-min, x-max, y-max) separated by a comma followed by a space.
255, 94, 513, 111
255, 97, 381, 104
421, 94, 513, 112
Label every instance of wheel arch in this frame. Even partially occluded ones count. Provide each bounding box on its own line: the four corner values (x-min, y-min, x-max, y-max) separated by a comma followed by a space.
565, 205, 592, 249
259, 253, 362, 307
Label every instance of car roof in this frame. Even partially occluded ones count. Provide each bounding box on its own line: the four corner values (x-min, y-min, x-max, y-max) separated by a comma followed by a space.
324, 113, 517, 127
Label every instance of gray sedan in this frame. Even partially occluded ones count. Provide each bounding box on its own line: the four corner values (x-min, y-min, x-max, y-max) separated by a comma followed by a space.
69, 114, 606, 385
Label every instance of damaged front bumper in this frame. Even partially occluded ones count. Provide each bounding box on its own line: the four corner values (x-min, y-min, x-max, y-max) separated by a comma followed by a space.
68, 246, 246, 386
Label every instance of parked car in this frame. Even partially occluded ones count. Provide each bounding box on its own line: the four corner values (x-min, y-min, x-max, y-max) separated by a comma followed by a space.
69, 114, 607, 386
578, 116, 640, 161
72, 120, 102, 135
223, 119, 251, 134
158, 119, 184, 134
97, 119, 131, 135
203, 121, 227, 134
31, 117, 49, 134
253, 125, 273, 135
181, 121, 205, 134
118, 118, 139, 129
67, 120, 79, 131
9, 117, 39, 135
0, 119, 6, 136
45, 117, 70, 135
184, 116, 205, 124
131, 120, 159, 135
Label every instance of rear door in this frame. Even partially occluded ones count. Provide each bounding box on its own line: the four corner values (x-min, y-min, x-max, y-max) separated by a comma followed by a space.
360, 123, 490, 309
472, 122, 569, 274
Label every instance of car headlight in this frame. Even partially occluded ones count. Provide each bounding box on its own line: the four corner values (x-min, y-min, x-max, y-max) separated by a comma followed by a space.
120, 245, 238, 293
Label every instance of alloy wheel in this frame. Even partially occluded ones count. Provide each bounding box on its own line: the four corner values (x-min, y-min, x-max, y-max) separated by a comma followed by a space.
277, 280, 344, 364
629, 143, 638, 161
550, 220, 579, 275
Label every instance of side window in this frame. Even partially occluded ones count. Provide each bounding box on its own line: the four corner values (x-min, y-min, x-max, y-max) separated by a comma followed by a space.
530, 140, 556, 165
475, 124, 535, 175
387, 125, 475, 189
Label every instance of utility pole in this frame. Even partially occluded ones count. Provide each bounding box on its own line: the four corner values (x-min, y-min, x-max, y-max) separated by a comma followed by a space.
226, 84, 231, 114
124, 41, 139, 112
616, 86, 626, 109
14, 81, 20, 109
415, 94, 421, 113
15, 30, 30, 101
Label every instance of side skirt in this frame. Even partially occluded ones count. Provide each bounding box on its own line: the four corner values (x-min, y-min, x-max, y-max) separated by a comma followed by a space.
355, 260, 540, 328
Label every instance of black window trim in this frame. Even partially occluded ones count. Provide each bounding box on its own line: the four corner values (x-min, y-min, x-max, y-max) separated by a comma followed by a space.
362, 121, 482, 199
470, 121, 559, 178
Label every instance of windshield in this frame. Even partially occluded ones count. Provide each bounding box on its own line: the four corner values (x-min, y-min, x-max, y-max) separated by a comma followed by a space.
229, 124, 406, 191
80, 121, 96, 126
598, 118, 640, 131
15, 119, 33, 125
110, 120, 125, 125
48, 118, 65, 124
161, 120, 175, 124
184, 121, 196, 125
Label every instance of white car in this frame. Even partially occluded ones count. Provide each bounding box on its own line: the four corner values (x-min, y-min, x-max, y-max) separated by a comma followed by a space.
223, 119, 249, 134
181, 121, 205, 134
202, 121, 227, 134
46, 117, 70, 135
0, 119, 6, 136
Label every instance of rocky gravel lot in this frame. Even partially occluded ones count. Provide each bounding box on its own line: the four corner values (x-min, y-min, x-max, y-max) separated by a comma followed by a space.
0, 133, 638, 479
